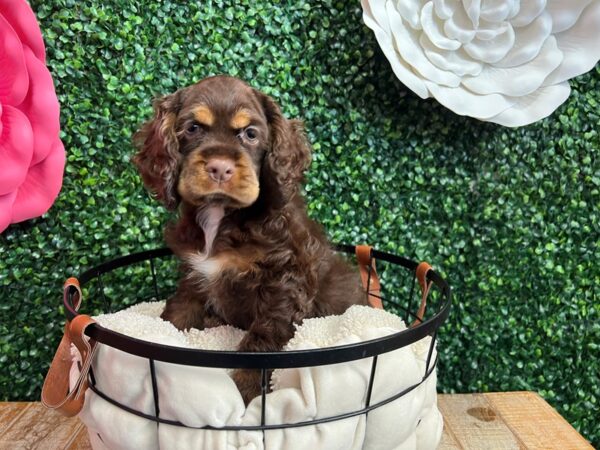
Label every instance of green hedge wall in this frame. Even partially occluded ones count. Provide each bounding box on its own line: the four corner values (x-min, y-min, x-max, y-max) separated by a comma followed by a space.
1, 0, 598, 445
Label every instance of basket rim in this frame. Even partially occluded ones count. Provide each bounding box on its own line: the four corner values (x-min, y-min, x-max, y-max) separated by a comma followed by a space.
64, 245, 451, 369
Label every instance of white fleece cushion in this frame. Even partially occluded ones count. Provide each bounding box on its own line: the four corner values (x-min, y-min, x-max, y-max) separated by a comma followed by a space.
75, 302, 443, 450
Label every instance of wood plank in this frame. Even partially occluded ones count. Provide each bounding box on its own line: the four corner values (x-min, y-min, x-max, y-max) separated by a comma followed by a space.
64, 424, 91, 450
0, 394, 593, 449
486, 392, 594, 450
439, 421, 463, 450
438, 393, 524, 450
0, 403, 30, 435
0, 403, 81, 450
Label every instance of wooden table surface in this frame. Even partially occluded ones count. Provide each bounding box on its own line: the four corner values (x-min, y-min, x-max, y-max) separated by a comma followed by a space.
0, 392, 593, 449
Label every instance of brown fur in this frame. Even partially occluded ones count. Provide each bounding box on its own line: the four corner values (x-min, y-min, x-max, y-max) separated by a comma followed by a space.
132, 76, 368, 404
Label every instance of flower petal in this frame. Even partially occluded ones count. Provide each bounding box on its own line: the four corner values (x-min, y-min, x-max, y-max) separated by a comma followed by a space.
444, 5, 477, 43
462, 0, 482, 28
420, 33, 483, 76
0, 14, 28, 106
0, 105, 34, 195
545, 0, 594, 33
495, 10, 553, 68
362, 0, 430, 97
480, 0, 514, 22
11, 138, 65, 224
462, 36, 562, 96
421, 1, 461, 50
544, 0, 600, 86
0, 191, 17, 233
464, 23, 515, 63
433, 0, 459, 20
510, 0, 546, 27
0, 0, 46, 63
364, 0, 392, 34
16, 47, 61, 166
424, 80, 515, 119
396, 0, 428, 30
389, 2, 462, 87
507, 0, 520, 20
475, 19, 512, 41
487, 82, 570, 126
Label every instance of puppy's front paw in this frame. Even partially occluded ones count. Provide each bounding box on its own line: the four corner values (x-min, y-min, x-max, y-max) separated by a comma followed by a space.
231, 369, 263, 405
160, 308, 194, 331
203, 315, 226, 328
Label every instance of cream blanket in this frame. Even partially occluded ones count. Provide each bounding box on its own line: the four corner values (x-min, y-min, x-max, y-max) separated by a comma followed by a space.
73, 302, 443, 450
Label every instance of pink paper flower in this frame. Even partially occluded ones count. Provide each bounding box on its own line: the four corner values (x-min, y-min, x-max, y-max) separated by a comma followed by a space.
0, 0, 65, 232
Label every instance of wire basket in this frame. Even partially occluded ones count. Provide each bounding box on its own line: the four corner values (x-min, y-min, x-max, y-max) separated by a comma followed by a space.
59, 244, 451, 442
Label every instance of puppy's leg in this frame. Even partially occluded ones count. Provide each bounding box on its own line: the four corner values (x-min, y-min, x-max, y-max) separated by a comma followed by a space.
231, 321, 294, 404
161, 295, 205, 331
314, 256, 368, 316
161, 278, 216, 330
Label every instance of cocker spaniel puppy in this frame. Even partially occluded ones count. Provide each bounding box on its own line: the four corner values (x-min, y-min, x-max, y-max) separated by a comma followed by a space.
132, 75, 368, 403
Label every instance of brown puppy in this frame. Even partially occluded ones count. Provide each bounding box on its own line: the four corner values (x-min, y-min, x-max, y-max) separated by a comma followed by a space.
132, 76, 368, 403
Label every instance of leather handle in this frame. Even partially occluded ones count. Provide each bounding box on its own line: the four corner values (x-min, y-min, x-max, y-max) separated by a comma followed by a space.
356, 245, 383, 309
411, 262, 433, 327
356, 246, 435, 325
41, 278, 96, 417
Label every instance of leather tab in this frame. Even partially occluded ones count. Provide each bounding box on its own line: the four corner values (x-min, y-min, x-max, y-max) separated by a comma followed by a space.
412, 262, 433, 327
42, 280, 96, 417
356, 245, 383, 309
63, 277, 82, 311
69, 315, 96, 370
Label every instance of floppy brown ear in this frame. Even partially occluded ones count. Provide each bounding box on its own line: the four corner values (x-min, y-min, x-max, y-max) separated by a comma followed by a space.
132, 92, 181, 210
256, 90, 312, 207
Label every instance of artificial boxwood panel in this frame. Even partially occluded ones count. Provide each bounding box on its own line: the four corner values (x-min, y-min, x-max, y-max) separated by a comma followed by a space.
0, 0, 598, 445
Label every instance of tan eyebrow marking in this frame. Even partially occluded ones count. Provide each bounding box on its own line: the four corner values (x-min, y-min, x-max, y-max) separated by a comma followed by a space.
231, 109, 252, 129
193, 105, 215, 126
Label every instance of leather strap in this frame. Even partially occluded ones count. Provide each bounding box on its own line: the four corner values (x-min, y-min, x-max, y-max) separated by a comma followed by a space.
412, 262, 433, 327
355, 246, 435, 326
355, 245, 383, 309
64, 276, 83, 311
41, 278, 97, 417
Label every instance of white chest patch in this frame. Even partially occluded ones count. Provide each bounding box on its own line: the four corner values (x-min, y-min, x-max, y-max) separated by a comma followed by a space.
185, 205, 226, 282
187, 253, 224, 280
195, 205, 225, 257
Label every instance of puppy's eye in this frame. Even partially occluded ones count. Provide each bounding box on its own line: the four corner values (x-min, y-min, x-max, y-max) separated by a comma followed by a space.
245, 127, 258, 140
238, 126, 259, 143
186, 122, 203, 134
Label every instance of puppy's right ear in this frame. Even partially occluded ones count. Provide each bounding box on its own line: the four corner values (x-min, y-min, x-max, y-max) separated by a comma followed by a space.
132, 92, 181, 210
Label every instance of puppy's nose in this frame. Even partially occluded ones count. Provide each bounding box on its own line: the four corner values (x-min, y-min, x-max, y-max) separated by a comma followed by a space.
206, 158, 235, 183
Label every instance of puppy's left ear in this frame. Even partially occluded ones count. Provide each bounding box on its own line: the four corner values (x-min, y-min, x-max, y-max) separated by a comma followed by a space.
255, 90, 311, 206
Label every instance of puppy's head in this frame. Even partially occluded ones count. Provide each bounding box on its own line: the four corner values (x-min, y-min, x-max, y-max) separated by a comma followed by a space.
132, 76, 311, 211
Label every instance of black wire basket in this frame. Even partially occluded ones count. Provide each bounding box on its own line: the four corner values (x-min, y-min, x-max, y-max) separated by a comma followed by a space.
62, 244, 451, 444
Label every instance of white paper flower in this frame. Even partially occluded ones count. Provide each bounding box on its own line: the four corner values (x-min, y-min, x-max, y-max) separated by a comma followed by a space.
362, 0, 600, 126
